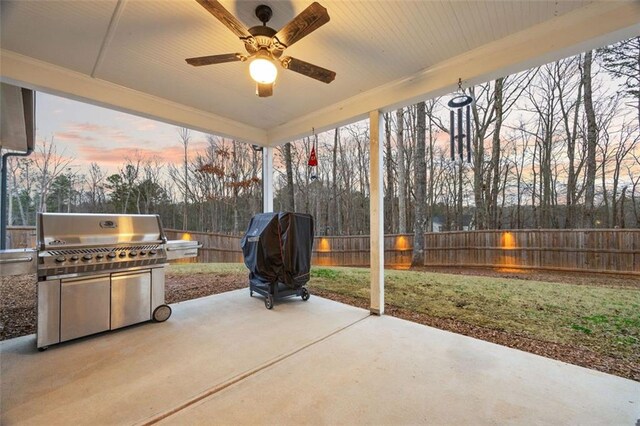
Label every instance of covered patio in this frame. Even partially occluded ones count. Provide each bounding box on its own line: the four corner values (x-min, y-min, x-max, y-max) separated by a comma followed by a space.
2, 290, 638, 424
2, 0, 640, 424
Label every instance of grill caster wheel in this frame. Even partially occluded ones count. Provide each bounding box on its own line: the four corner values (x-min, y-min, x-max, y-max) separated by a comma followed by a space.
265, 295, 274, 310
38, 346, 48, 352
301, 288, 310, 301
250, 289, 253, 297
153, 304, 172, 322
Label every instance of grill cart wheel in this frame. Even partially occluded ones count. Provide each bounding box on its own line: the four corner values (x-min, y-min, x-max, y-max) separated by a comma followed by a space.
301, 287, 310, 301
38, 347, 48, 352
250, 289, 253, 297
265, 294, 274, 310
153, 304, 172, 322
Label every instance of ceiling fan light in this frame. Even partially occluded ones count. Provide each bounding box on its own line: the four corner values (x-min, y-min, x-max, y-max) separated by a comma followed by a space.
249, 58, 278, 84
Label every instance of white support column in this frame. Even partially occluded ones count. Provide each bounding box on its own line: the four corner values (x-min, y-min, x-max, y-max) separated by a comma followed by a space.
262, 146, 274, 213
369, 110, 384, 315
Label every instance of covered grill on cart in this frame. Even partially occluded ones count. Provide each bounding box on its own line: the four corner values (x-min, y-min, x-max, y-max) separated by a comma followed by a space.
241, 212, 314, 309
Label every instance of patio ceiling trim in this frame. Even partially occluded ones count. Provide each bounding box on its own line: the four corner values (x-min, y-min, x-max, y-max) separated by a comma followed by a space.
1, 2, 638, 148
0, 50, 268, 146
266, 1, 640, 146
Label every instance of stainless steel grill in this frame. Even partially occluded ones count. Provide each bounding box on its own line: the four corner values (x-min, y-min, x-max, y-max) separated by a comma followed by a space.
0, 213, 200, 350
37, 212, 167, 277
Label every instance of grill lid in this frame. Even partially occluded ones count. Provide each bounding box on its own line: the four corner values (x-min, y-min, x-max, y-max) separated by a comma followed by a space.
38, 213, 165, 249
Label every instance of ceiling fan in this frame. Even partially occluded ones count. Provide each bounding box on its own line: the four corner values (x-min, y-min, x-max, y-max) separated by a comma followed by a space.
186, 0, 336, 97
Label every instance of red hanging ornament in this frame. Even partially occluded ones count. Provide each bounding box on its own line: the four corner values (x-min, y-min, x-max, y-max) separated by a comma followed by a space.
308, 145, 318, 167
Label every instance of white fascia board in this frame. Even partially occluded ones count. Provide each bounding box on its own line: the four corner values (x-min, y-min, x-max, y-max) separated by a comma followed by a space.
266, 1, 640, 147
0, 50, 268, 146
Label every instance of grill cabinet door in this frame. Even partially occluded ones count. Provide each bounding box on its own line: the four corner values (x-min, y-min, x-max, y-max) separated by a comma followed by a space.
60, 276, 111, 342
111, 271, 151, 329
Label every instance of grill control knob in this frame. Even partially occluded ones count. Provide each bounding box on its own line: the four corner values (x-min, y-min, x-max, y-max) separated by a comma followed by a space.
107, 252, 117, 259
119, 252, 127, 258
71, 255, 79, 261
55, 256, 66, 263
129, 251, 138, 257
149, 249, 157, 256
96, 254, 104, 260
139, 251, 147, 256
82, 254, 93, 261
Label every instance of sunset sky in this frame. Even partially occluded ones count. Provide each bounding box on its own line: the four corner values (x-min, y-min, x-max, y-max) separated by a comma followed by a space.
36, 92, 212, 175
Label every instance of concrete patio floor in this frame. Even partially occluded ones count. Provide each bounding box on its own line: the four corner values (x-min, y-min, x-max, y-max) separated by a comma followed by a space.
1, 290, 638, 425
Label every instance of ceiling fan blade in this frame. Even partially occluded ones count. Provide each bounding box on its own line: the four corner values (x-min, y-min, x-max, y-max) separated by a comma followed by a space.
273, 2, 329, 49
256, 83, 274, 97
281, 57, 336, 84
195, 0, 254, 42
186, 53, 245, 66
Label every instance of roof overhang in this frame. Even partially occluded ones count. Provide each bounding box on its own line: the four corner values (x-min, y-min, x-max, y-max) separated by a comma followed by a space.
1, 1, 639, 147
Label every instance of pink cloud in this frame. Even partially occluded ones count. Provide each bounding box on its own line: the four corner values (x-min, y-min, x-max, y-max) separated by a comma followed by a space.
136, 122, 157, 131
76, 145, 182, 165
59, 122, 133, 144
74, 138, 211, 166
55, 131, 96, 142
66, 122, 106, 132
111, 131, 132, 143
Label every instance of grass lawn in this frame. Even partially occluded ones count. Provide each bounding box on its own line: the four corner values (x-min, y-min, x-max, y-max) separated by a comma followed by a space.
168, 263, 640, 374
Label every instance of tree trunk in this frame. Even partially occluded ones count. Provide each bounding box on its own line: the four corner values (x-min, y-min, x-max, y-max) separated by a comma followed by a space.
177, 128, 191, 231
471, 89, 486, 230
331, 128, 341, 234
396, 108, 407, 233
489, 78, 504, 228
412, 102, 426, 266
384, 113, 395, 233
426, 105, 435, 232
583, 51, 597, 228
284, 142, 295, 211
563, 59, 583, 228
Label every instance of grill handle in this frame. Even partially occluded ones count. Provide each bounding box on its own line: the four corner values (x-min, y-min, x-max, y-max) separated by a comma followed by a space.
0, 256, 34, 264
166, 244, 203, 251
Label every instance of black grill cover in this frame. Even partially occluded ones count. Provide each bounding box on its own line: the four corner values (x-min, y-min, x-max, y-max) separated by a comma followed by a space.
241, 212, 314, 289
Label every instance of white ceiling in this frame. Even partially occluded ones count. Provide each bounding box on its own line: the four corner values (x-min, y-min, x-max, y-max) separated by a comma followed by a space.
1, 0, 639, 146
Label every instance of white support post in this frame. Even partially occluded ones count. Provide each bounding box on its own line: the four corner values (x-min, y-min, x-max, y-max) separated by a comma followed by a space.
262, 146, 274, 213
369, 110, 384, 315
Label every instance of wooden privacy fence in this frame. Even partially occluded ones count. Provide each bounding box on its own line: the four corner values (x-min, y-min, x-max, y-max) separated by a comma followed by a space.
422, 229, 640, 275
313, 234, 413, 268
6, 226, 37, 249
6, 227, 640, 275
161, 230, 414, 267
152, 229, 640, 274
164, 229, 243, 263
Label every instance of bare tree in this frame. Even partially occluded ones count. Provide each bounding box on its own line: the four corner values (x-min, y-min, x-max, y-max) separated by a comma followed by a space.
583, 50, 598, 227
412, 102, 426, 266
33, 137, 73, 213
177, 127, 191, 230
86, 162, 106, 212
396, 107, 408, 233
283, 142, 295, 211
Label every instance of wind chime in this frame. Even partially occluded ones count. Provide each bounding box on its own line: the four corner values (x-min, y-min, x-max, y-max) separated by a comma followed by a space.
448, 78, 474, 163
308, 128, 318, 180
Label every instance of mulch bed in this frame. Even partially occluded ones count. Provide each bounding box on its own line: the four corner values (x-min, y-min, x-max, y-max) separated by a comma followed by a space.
2, 269, 638, 382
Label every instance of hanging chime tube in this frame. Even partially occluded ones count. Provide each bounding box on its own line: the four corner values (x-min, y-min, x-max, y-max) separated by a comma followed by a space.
466, 105, 471, 163
457, 108, 463, 161
449, 109, 455, 161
